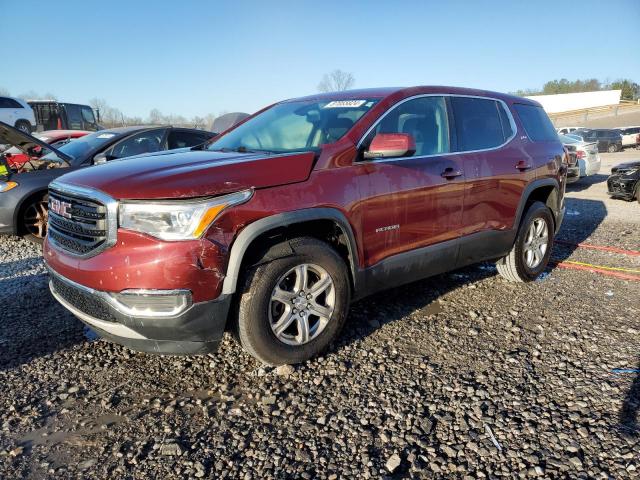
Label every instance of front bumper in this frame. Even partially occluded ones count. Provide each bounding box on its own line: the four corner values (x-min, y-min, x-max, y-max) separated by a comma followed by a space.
48, 267, 231, 354
607, 175, 638, 200
0, 189, 20, 235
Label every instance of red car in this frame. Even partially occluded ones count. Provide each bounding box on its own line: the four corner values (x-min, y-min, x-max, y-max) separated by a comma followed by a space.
3, 130, 90, 169
44, 86, 566, 365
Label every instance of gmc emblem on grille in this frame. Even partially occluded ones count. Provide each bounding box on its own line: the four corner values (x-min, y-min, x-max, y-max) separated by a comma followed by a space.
50, 198, 72, 219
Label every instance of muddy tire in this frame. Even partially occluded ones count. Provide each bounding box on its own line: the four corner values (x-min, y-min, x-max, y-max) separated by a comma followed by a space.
236, 237, 350, 365
496, 201, 554, 282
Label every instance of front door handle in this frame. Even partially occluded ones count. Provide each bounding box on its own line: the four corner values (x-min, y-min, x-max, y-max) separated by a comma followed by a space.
441, 167, 462, 179
515, 160, 532, 171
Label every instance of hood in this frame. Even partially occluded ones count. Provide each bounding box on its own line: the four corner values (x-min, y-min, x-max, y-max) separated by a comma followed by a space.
57, 149, 316, 199
612, 161, 640, 173
0, 121, 71, 162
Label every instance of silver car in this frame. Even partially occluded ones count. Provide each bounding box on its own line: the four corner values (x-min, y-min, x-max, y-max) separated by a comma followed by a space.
561, 134, 601, 177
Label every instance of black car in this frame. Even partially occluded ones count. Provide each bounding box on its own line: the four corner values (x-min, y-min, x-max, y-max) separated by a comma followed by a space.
607, 161, 640, 202
0, 122, 214, 242
571, 128, 623, 153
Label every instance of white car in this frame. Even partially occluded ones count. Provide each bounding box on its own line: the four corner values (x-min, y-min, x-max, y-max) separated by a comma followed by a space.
0, 96, 36, 133
560, 134, 601, 177
617, 126, 640, 149
557, 126, 584, 135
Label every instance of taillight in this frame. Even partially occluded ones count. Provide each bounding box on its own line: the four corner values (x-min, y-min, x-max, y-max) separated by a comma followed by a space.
636, 134, 640, 143
576, 150, 585, 159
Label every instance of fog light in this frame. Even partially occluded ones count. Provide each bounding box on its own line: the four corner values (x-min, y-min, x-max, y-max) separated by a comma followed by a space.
108, 290, 192, 317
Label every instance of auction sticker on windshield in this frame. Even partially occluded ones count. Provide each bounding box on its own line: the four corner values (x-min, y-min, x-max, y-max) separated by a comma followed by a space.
323, 100, 367, 108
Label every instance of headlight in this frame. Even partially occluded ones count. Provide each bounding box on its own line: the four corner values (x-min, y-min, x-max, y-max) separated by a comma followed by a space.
0, 181, 18, 193
118, 189, 252, 240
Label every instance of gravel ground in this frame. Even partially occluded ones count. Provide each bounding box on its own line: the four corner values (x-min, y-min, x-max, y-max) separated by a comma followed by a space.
1, 154, 639, 479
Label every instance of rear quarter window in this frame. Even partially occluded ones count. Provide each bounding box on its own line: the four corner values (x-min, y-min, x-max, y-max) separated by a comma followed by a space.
0, 97, 23, 109
514, 104, 558, 142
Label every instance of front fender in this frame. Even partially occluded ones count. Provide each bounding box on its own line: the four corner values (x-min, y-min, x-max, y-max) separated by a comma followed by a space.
221, 208, 361, 296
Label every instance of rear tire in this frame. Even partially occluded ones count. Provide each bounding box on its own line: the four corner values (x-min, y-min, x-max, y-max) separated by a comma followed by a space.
15, 120, 31, 134
496, 201, 554, 282
607, 143, 617, 153
21, 193, 49, 245
236, 237, 350, 365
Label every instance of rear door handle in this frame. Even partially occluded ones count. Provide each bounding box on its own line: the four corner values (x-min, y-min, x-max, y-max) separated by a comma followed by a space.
441, 167, 462, 179
515, 160, 532, 171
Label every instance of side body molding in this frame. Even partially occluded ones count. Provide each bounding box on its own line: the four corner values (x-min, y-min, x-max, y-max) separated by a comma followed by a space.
221, 208, 361, 296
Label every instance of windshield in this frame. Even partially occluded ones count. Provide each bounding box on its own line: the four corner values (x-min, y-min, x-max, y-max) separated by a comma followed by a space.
208, 99, 379, 154
42, 131, 120, 165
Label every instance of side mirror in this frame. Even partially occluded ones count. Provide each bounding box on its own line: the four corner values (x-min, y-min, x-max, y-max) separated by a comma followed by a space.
363, 133, 416, 159
94, 153, 114, 165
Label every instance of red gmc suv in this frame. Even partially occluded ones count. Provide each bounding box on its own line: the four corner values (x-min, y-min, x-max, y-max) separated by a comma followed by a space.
44, 86, 566, 365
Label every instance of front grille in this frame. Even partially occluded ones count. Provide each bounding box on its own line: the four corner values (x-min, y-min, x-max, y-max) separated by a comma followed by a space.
50, 275, 116, 322
48, 188, 109, 256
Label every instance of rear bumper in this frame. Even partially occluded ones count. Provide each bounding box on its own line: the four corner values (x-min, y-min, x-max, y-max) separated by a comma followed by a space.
579, 157, 601, 177
48, 267, 231, 355
566, 166, 580, 183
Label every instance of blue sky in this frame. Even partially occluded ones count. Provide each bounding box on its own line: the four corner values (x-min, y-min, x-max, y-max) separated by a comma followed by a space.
1, 0, 638, 119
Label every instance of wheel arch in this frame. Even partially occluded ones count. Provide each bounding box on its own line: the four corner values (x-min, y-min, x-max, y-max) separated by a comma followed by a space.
222, 208, 361, 296
515, 178, 562, 233
14, 188, 49, 235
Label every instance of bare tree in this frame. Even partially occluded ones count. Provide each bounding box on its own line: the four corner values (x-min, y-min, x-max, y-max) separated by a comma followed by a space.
0, 87, 10, 96
204, 113, 217, 131
89, 97, 109, 123
148, 109, 164, 125
317, 70, 355, 93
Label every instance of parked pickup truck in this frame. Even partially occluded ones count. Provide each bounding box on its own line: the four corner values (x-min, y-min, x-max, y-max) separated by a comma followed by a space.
44, 86, 567, 365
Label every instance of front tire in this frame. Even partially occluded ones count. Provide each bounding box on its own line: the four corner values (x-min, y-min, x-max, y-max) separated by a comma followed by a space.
236, 237, 350, 365
21, 193, 49, 244
607, 143, 618, 153
496, 201, 554, 282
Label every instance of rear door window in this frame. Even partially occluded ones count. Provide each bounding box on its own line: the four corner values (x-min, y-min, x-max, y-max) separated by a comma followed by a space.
451, 97, 508, 151
0, 97, 23, 108
513, 104, 558, 142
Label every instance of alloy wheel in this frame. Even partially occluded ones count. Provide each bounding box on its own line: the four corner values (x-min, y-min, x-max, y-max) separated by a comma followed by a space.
523, 218, 549, 269
24, 199, 48, 238
269, 263, 335, 346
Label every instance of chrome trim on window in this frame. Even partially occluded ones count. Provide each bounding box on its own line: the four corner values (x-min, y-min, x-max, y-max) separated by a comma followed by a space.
48, 180, 118, 259
356, 93, 519, 163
